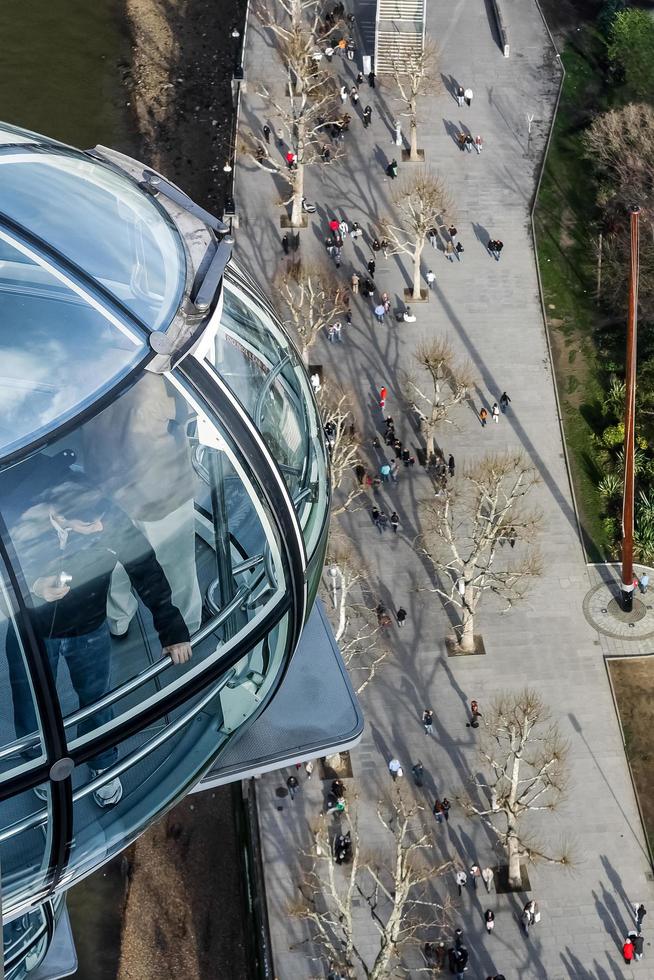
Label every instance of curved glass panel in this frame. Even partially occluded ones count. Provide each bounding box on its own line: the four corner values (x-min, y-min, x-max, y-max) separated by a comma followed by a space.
57, 610, 284, 896
0, 785, 53, 917
206, 271, 329, 557
0, 557, 46, 779
4, 904, 50, 980
0, 146, 186, 330
0, 371, 288, 764
0, 232, 146, 457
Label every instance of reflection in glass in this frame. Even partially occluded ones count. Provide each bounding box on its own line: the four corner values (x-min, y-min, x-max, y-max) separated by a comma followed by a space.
208, 273, 329, 557
0, 786, 53, 916
0, 233, 145, 457
0, 146, 186, 330
0, 371, 288, 793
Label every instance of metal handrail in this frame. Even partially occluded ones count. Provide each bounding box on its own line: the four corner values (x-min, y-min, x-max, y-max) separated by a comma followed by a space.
0, 582, 251, 765
0, 669, 236, 844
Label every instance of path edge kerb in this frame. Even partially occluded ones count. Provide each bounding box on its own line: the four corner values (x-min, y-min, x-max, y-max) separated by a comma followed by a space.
528, 1, 591, 570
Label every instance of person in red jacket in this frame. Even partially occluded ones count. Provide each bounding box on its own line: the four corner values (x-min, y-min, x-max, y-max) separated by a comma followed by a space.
623, 937, 635, 964
379, 386, 387, 409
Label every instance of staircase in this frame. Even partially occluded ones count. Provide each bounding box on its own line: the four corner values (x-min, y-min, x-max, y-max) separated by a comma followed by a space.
374, 0, 425, 75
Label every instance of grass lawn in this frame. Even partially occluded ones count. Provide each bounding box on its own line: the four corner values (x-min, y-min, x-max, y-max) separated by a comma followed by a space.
608, 657, 654, 857
535, 32, 616, 561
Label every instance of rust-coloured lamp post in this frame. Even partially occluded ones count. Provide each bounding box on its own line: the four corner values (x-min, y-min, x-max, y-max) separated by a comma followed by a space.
621, 206, 641, 611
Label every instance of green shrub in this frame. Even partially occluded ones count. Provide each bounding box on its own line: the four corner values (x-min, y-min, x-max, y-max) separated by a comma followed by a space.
608, 9, 654, 98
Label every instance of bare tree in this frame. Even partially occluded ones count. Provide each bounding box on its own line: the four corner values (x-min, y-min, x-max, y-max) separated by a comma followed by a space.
323, 537, 389, 693
273, 266, 347, 362
380, 170, 454, 300
317, 384, 364, 515
418, 452, 542, 653
402, 339, 475, 458
388, 41, 441, 162
248, 2, 343, 226
291, 790, 452, 979
458, 689, 571, 890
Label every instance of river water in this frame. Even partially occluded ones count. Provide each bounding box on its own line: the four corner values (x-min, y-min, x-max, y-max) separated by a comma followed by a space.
0, 0, 138, 153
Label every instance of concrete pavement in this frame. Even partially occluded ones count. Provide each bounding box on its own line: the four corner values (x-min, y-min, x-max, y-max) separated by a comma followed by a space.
232, 0, 654, 976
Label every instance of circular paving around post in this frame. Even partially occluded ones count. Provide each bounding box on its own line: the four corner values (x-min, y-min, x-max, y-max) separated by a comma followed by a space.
583, 581, 654, 639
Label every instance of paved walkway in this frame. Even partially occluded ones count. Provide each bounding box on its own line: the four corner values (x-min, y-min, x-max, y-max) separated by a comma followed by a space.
233, 1, 654, 977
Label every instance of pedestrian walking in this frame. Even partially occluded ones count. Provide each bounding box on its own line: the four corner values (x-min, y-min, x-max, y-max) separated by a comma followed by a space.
282, 234, 290, 255
402, 306, 416, 322
390, 511, 400, 535
464, 87, 473, 106
521, 908, 531, 936
465, 134, 474, 152
445, 241, 455, 262
305, 760, 314, 778
262, 124, 271, 143
339, 219, 349, 237
470, 864, 481, 889
456, 85, 465, 107
377, 511, 389, 533
448, 224, 458, 243
351, 271, 360, 294
386, 158, 398, 179
623, 937, 635, 964
346, 41, 355, 61
362, 276, 374, 297
393, 438, 403, 458
396, 604, 407, 626
363, 104, 372, 127
381, 238, 390, 259
422, 708, 434, 735
380, 462, 391, 482
479, 407, 488, 426
388, 757, 403, 780
454, 946, 469, 980
368, 70, 376, 88
499, 390, 511, 412
390, 459, 400, 483
411, 760, 424, 786
426, 269, 435, 289
332, 321, 343, 343
494, 240, 504, 261
429, 227, 438, 249
474, 134, 483, 153
455, 241, 464, 260
368, 258, 376, 278
448, 453, 455, 477
485, 909, 495, 934
441, 797, 451, 821
481, 866, 494, 892
455, 869, 468, 896
374, 303, 385, 324
286, 774, 299, 800
371, 506, 381, 529
339, 84, 348, 103
639, 573, 649, 593
379, 385, 387, 410
635, 903, 647, 933
346, 310, 352, 325
371, 237, 381, 254
633, 933, 645, 961
433, 799, 445, 823
469, 699, 482, 727
285, 150, 297, 169
357, 70, 364, 84
492, 402, 500, 423
350, 85, 359, 105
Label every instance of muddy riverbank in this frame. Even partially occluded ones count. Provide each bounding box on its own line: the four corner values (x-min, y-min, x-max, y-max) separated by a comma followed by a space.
124, 0, 247, 210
